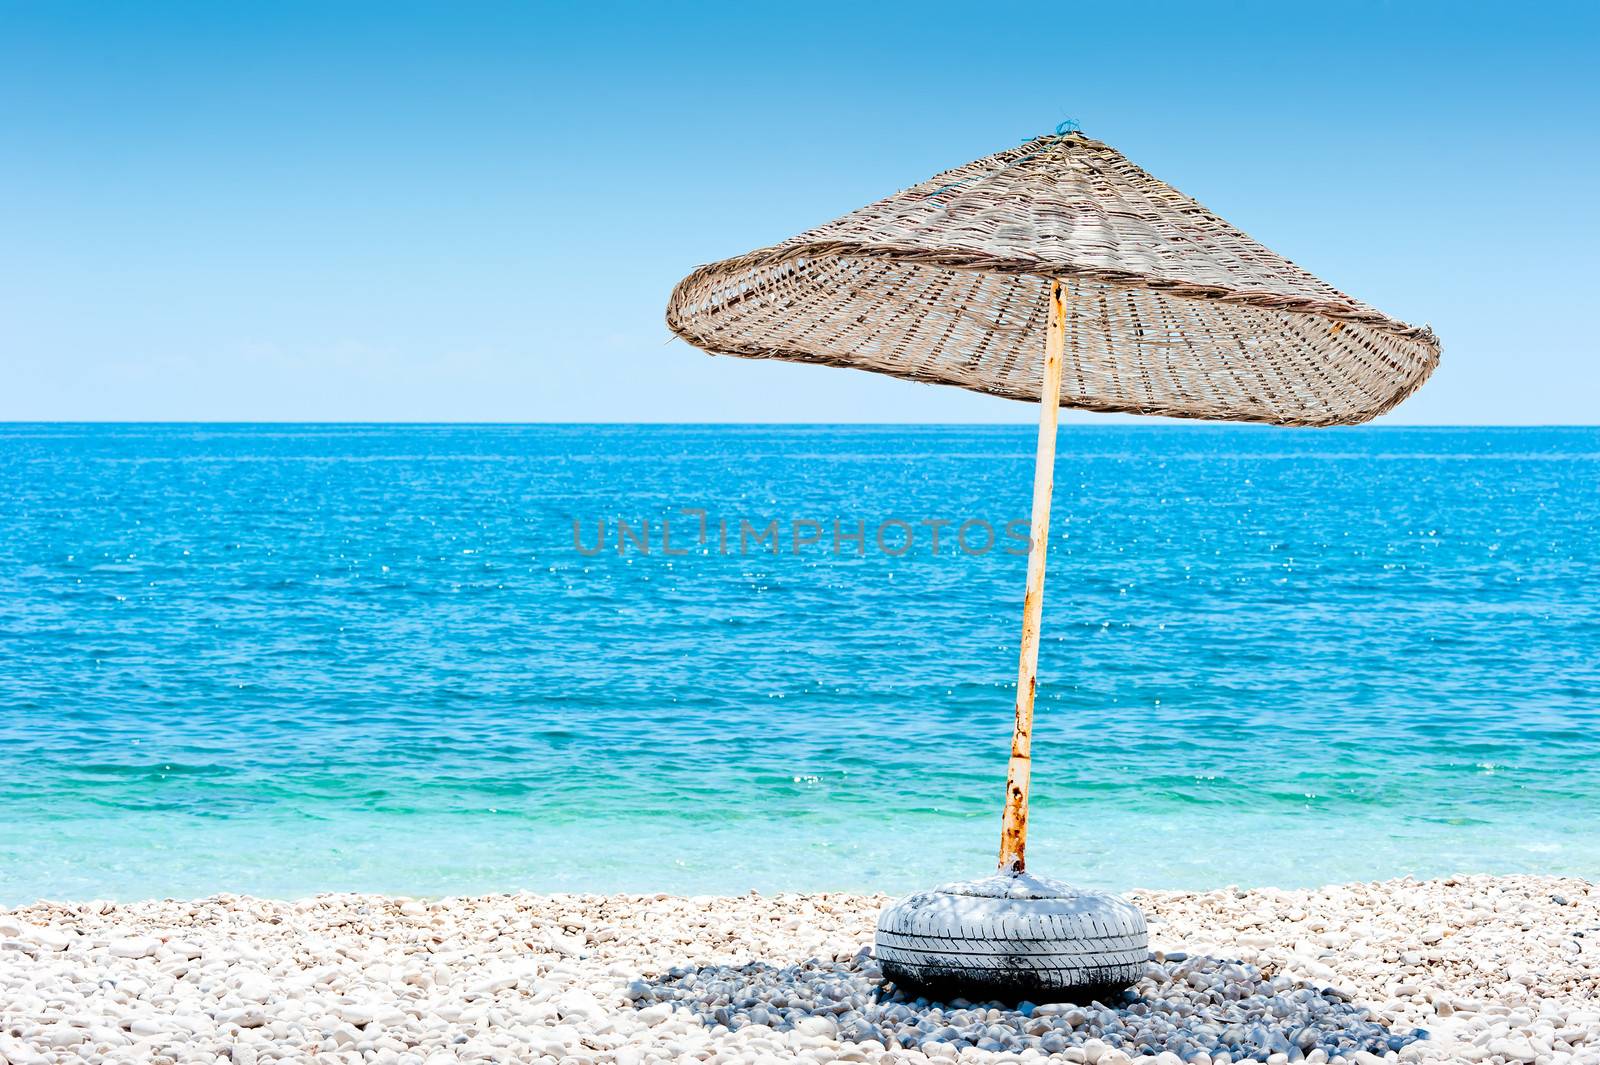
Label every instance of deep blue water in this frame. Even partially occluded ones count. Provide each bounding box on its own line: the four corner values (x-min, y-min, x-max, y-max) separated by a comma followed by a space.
1, 424, 1597, 903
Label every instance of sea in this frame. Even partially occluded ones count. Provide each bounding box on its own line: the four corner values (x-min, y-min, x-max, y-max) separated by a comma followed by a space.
1, 424, 1596, 904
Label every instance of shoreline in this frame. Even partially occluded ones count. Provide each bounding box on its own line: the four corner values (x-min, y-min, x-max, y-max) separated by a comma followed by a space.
2, 875, 1594, 1065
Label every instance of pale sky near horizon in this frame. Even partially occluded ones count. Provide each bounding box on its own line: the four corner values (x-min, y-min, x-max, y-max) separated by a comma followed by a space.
2, 2, 1596, 424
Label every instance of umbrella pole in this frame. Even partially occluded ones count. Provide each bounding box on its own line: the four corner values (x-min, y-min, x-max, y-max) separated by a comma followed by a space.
998, 278, 1068, 873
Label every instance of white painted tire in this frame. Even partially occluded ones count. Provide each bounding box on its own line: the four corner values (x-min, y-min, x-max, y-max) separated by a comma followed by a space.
875, 872, 1147, 1000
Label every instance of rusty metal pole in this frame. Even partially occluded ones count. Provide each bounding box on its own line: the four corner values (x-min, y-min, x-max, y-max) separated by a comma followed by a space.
998, 278, 1068, 873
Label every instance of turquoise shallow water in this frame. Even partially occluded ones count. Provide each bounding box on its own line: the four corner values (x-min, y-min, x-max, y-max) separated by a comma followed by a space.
1, 424, 1597, 903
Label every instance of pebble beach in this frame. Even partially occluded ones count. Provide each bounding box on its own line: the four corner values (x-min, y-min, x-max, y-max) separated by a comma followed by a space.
2, 876, 1596, 1065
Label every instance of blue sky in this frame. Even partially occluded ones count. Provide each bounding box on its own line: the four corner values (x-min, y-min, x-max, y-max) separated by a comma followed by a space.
2, 2, 1595, 423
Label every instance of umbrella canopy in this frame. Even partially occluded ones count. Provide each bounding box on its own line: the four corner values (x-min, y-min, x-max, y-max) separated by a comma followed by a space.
667, 129, 1439, 426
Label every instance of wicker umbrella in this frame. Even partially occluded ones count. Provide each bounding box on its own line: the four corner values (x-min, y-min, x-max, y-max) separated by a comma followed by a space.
666, 127, 1438, 996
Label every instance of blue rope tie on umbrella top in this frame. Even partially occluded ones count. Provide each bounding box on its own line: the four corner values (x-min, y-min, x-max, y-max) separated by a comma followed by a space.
923, 119, 1081, 204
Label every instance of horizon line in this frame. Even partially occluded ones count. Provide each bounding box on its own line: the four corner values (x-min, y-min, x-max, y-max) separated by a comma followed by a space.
0, 420, 1594, 430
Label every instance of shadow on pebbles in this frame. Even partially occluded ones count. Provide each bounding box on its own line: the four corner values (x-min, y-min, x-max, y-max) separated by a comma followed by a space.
626, 949, 1425, 1064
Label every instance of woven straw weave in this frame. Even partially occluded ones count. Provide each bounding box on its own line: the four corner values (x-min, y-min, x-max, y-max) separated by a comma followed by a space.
666, 131, 1438, 426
